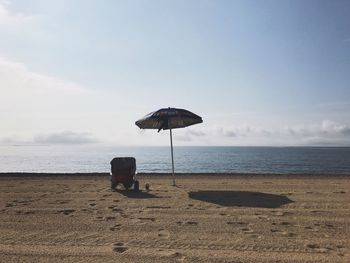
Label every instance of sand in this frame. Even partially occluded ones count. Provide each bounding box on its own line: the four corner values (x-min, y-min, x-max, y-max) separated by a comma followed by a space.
0, 174, 349, 262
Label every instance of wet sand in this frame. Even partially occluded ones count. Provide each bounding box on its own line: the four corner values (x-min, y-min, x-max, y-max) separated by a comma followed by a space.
0, 174, 349, 262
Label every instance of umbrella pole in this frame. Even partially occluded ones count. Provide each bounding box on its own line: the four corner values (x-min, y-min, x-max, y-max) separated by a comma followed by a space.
170, 128, 175, 186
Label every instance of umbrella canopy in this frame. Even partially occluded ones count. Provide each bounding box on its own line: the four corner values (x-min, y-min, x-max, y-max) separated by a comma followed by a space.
135, 108, 202, 132
135, 107, 203, 185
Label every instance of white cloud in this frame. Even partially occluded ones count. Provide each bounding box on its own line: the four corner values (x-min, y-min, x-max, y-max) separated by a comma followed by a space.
33, 131, 98, 145
0, 56, 89, 98
0, 56, 108, 143
285, 120, 350, 138
186, 129, 206, 137
219, 125, 270, 138
1, 131, 98, 145
0, 135, 28, 145
0, 55, 100, 126
0, 1, 37, 26
176, 129, 206, 142
215, 120, 350, 146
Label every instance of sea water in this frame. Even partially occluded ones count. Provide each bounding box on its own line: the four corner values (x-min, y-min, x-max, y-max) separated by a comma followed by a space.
1, 145, 350, 174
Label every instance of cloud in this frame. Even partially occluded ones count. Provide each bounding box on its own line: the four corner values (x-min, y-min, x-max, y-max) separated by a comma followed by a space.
186, 129, 206, 137
285, 120, 350, 138
0, 135, 28, 145
214, 120, 350, 146
176, 129, 206, 142
33, 131, 98, 145
0, 1, 38, 26
0, 55, 131, 146
220, 125, 270, 138
0, 56, 89, 97
0, 55, 97, 117
1, 131, 98, 145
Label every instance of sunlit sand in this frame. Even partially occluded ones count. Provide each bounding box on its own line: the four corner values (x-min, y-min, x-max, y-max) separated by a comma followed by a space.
0, 174, 349, 262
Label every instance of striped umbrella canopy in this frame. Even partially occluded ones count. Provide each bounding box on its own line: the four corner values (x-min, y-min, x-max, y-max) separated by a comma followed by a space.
135, 107, 203, 185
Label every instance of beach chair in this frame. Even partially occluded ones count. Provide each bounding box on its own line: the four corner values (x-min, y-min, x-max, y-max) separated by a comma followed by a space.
110, 157, 136, 190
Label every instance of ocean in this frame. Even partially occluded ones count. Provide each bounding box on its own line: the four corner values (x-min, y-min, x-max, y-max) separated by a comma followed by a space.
1, 145, 350, 174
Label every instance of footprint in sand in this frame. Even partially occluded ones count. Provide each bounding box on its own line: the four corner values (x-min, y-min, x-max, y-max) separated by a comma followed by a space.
120, 212, 130, 219
158, 229, 170, 239
95, 216, 104, 221
104, 216, 116, 221
159, 251, 185, 261
23, 210, 35, 215
113, 242, 128, 254
242, 228, 254, 233
306, 243, 320, 249
282, 232, 296, 237
280, 221, 291, 226
274, 211, 286, 216
16, 199, 32, 205
336, 245, 344, 249
186, 221, 198, 226
169, 252, 185, 261
15, 210, 35, 215
110, 224, 122, 231
138, 217, 156, 222
58, 209, 75, 215
110, 207, 123, 213
270, 229, 282, 233
89, 203, 97, 207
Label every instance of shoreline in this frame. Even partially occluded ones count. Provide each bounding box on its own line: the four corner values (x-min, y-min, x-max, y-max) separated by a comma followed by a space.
1, 172, 349, 178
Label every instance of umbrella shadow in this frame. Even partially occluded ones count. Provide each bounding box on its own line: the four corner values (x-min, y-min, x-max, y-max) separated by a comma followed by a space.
115, 189, 158, 199
188, 191, 293, 208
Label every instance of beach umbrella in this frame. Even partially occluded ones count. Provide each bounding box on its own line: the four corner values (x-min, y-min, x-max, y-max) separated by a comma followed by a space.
135, 107, 203, 185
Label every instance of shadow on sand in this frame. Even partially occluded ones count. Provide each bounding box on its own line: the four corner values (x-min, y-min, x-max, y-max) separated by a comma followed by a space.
115, 190, 158, 199
188, 191, 293, 208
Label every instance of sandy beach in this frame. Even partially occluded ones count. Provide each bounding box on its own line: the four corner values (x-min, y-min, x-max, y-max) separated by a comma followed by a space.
0, 174, 349, 262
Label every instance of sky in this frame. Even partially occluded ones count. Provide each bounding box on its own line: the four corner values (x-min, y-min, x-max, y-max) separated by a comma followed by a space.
1, 0, 350, 146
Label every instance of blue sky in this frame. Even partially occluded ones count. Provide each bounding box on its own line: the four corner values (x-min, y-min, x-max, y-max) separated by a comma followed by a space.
1, 0, 350, 146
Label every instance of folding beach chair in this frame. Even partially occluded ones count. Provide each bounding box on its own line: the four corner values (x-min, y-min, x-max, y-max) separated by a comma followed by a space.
110, 157, 136, 190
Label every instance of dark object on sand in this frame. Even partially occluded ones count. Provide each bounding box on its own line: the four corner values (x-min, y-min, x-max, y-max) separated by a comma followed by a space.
133, 180, 139, 192
145, 183, 150, 191
110, 157, 136, 190
135, 107, 203, 186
